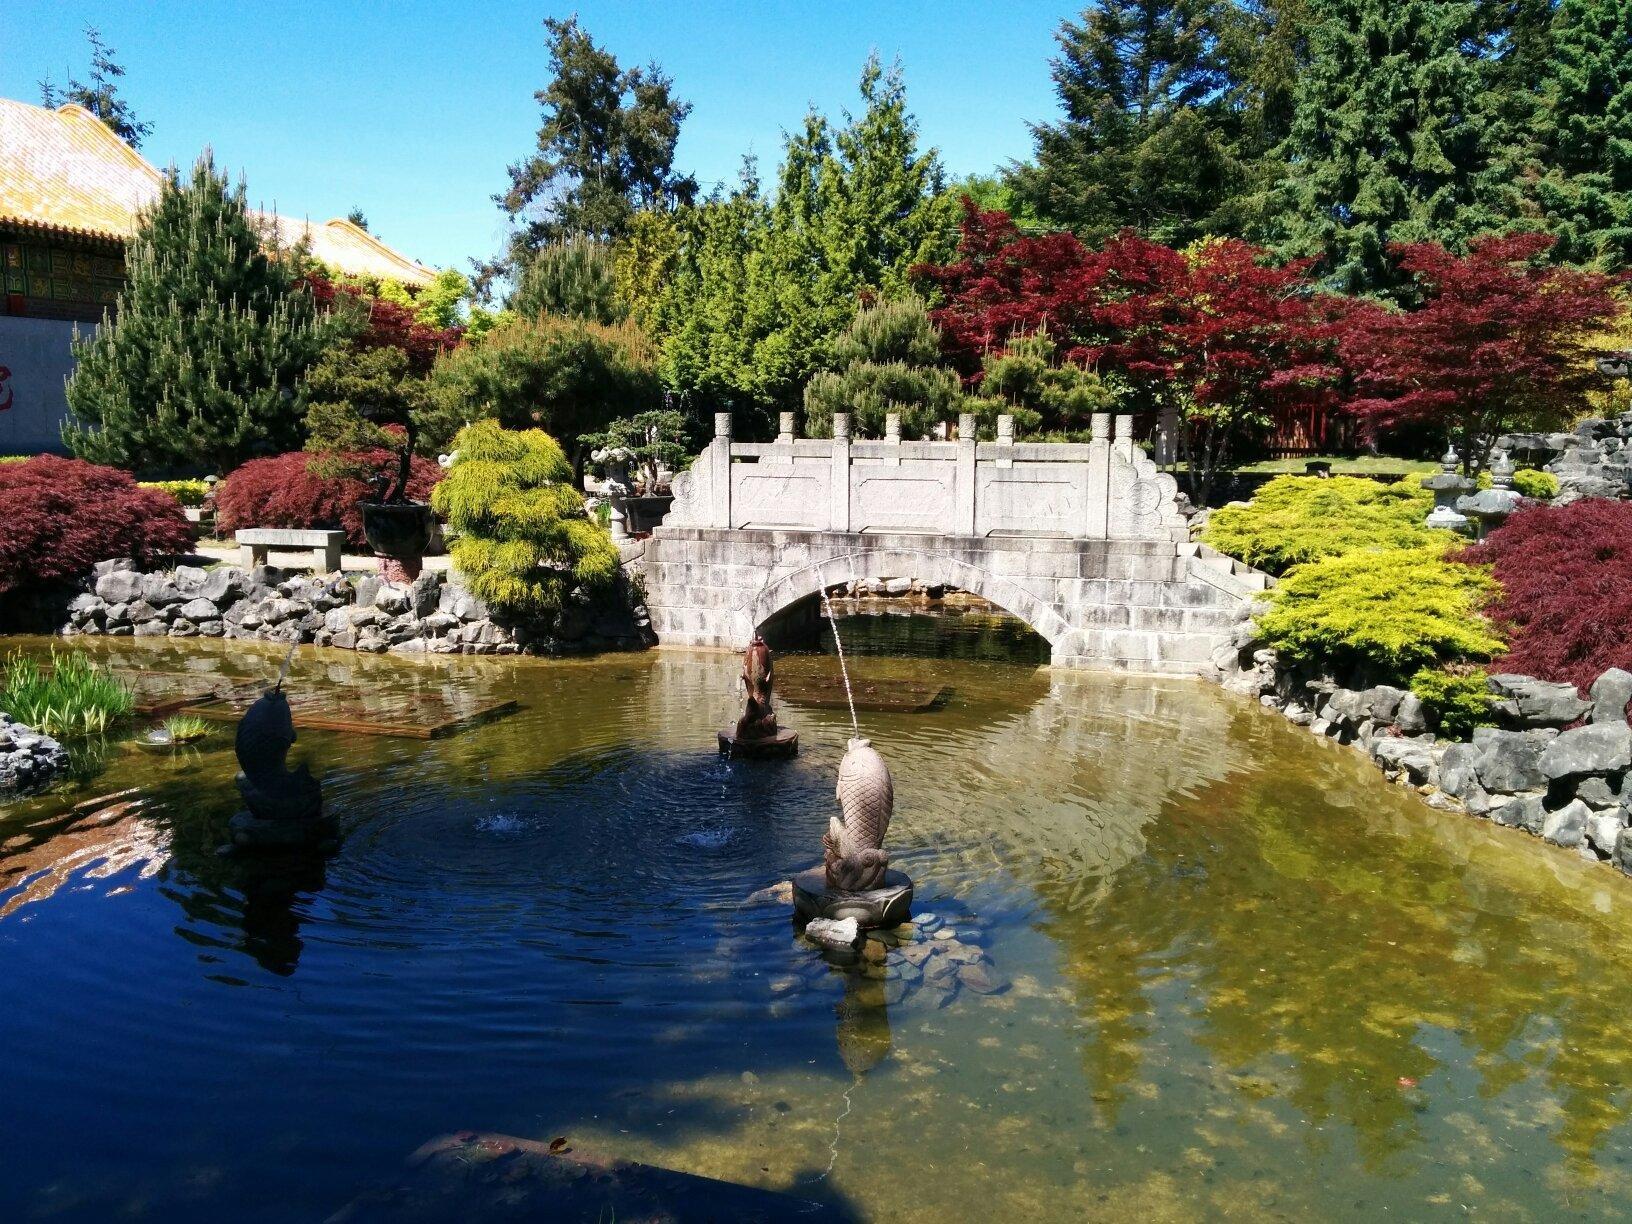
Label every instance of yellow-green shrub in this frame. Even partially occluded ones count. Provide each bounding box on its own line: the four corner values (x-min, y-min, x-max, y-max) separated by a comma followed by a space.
1409, 667, 1500, 738
431, 421, 619, 616
139, 478, 211, 506
1257, 546, 1504, 679
1201, 475, 1446, 575
1512, 468, 1558, 499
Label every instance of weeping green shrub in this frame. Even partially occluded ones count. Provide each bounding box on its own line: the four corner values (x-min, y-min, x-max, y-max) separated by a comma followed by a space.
1201, 475, 1443, 575
0, 649, 133, 738
431, 421, 619, 616
1257, 546, 1504, 679
1512, 468, 1559, 500
1409, 667, 1500, 738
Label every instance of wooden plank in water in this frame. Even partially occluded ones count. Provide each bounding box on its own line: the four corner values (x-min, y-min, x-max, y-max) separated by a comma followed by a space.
780, 675, 949, 713
180, 693, 520, 740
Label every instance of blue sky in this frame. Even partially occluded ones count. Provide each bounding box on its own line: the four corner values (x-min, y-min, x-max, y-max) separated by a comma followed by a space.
1, 1, 1072, 274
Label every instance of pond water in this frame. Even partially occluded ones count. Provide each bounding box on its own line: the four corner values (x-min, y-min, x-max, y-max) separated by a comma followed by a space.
3, 634, 1632, 1221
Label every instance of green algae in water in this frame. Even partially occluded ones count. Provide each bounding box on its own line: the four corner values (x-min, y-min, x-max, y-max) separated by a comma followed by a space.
2, 635, 1631, 1221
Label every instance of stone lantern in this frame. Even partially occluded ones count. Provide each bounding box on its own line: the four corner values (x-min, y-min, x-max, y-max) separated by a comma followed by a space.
1422, 445, 1476, 533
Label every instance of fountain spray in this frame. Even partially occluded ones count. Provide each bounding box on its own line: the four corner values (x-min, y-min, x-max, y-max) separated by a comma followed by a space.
817, 568, 859, 739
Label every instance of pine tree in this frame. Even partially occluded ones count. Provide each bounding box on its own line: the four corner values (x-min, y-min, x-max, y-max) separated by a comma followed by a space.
510, 236, 626, 323
802, 297, 965, 438
1271, 0, 1496, 295
40, 26, 152, 148
63, 156, 326, 475
486, 16, 695, 290
1008, 0, 1241, 245
1525, 0, 1632, 267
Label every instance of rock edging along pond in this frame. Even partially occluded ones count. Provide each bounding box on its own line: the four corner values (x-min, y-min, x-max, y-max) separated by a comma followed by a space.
0, 713, 69, 796
1211, 597, 1632, 879
40, 559, 653, 657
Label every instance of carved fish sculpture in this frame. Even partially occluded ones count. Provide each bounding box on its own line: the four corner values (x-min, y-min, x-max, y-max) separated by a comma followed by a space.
235, 690, 322, 822
735, 635, 779, 740
825, 737, 893, 891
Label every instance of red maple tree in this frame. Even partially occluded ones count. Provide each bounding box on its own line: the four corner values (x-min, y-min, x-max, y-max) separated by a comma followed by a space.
914, 204, 1342, 503
1340, 233, 1624, 471
302, 273, 462, 376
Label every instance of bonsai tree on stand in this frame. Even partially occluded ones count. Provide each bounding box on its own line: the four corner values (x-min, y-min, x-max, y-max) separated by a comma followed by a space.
580, 409, 688, 541
304, 341, 437, 581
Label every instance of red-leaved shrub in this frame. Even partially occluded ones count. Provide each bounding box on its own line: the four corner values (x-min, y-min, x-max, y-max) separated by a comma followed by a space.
0, 455, 194, 594
215, 450, 442, 550
1462, 500, 1632, 693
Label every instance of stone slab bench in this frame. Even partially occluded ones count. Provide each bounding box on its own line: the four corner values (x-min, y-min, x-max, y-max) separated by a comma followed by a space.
235, 528, 345, 573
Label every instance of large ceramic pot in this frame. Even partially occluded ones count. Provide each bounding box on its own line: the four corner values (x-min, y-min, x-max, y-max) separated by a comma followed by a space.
360, 501, 435, 559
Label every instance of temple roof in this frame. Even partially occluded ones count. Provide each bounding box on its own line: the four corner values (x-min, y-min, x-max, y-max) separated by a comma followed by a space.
0, 97, 434, 286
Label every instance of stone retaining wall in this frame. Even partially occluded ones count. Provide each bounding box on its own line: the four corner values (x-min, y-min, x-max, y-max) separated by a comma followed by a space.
55, 559, 652, 656
1214, 598, 1632, 878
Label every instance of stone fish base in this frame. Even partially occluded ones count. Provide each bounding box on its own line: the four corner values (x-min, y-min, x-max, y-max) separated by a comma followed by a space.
791, 866, 913, 929
716, 727, 799, 759
227, 810, 340, 853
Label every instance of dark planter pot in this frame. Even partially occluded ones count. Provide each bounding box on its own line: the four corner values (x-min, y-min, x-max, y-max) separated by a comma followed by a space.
625, 493, 675, 535
360, 501, 435, 559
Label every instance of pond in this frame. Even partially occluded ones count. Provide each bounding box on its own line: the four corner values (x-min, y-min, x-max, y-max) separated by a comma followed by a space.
3, 634, 1632, 1221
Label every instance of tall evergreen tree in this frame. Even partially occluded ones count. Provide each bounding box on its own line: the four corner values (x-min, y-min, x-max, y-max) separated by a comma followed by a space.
1524, 0, 1632, 267
39, 26, 152, 148
655, 59, 957, 422
510, 237, 627, 324
1271, 0, 1497, 294
802, 296, 965, 438
1008, 0, 1241, 244
486, 17, 695, 290
63, 156, 326, 475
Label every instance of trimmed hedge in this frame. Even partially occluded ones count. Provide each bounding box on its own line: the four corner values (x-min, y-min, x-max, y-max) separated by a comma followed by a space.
0, 456, 194, 595
140, 478, 212, 507
1511, 468, 1558, 500
216, 450, 441, 551
1201, 475, 1443, 576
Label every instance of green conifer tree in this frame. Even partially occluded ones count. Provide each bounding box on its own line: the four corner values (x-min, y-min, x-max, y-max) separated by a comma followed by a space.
1008, 0, 1242, 244
1524, 0, 1632, 267
802, 296, 965, 438
509, 236, 627, 323
1271, 0, 1496, 294
63, 155, 326, 475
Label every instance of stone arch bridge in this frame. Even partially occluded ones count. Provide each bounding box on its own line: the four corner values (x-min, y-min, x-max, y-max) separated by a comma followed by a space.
626, 412, 1267, 674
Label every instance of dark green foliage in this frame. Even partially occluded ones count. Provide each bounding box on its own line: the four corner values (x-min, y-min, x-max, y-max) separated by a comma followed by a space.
1272, 0, 1496, 295
424, 317, 662, 467
580, 409, 689, 493
967, 329, 1116, 437
486, 16, 695, 288
62, 155, 326, 476
303, 342, 431, 500
1520, 0, 1632, 268
510, 237, 627, 324
802, 297, 964, 438
39, 25, 151, 148
1008, 0, 1246, 244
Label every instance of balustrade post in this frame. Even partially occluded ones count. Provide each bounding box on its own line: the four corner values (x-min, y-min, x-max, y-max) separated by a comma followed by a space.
1113, 414, 1135, 460
1085, 412, 1111, 538
830, 412, 852, 533
713, 411, 733, 529
995, 414, 1014, 468
956, 411, 978, 536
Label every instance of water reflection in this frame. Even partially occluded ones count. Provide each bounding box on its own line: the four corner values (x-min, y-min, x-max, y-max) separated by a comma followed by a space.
2, 636, 1632, 1220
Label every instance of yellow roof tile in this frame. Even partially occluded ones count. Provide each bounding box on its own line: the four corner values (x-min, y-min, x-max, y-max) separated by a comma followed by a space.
0, 97, 434, 286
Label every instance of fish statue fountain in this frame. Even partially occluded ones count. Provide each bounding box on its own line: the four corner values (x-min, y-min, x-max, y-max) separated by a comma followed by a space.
792, 736, 913, 934
717, 636, 798, 758
226, 663, 335, 851
825, 738, 893, 891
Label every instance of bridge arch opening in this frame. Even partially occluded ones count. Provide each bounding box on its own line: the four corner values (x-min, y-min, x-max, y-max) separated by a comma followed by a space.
759, 583, 1052, 664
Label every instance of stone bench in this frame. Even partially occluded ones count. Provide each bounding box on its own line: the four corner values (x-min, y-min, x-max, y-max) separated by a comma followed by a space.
235, 528, 345, 573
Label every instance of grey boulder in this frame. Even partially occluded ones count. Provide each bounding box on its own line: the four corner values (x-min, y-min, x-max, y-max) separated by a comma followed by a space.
1488, 673, 1591, 727
1589, 668, 1632, 725
1538, 721, 1632, 783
